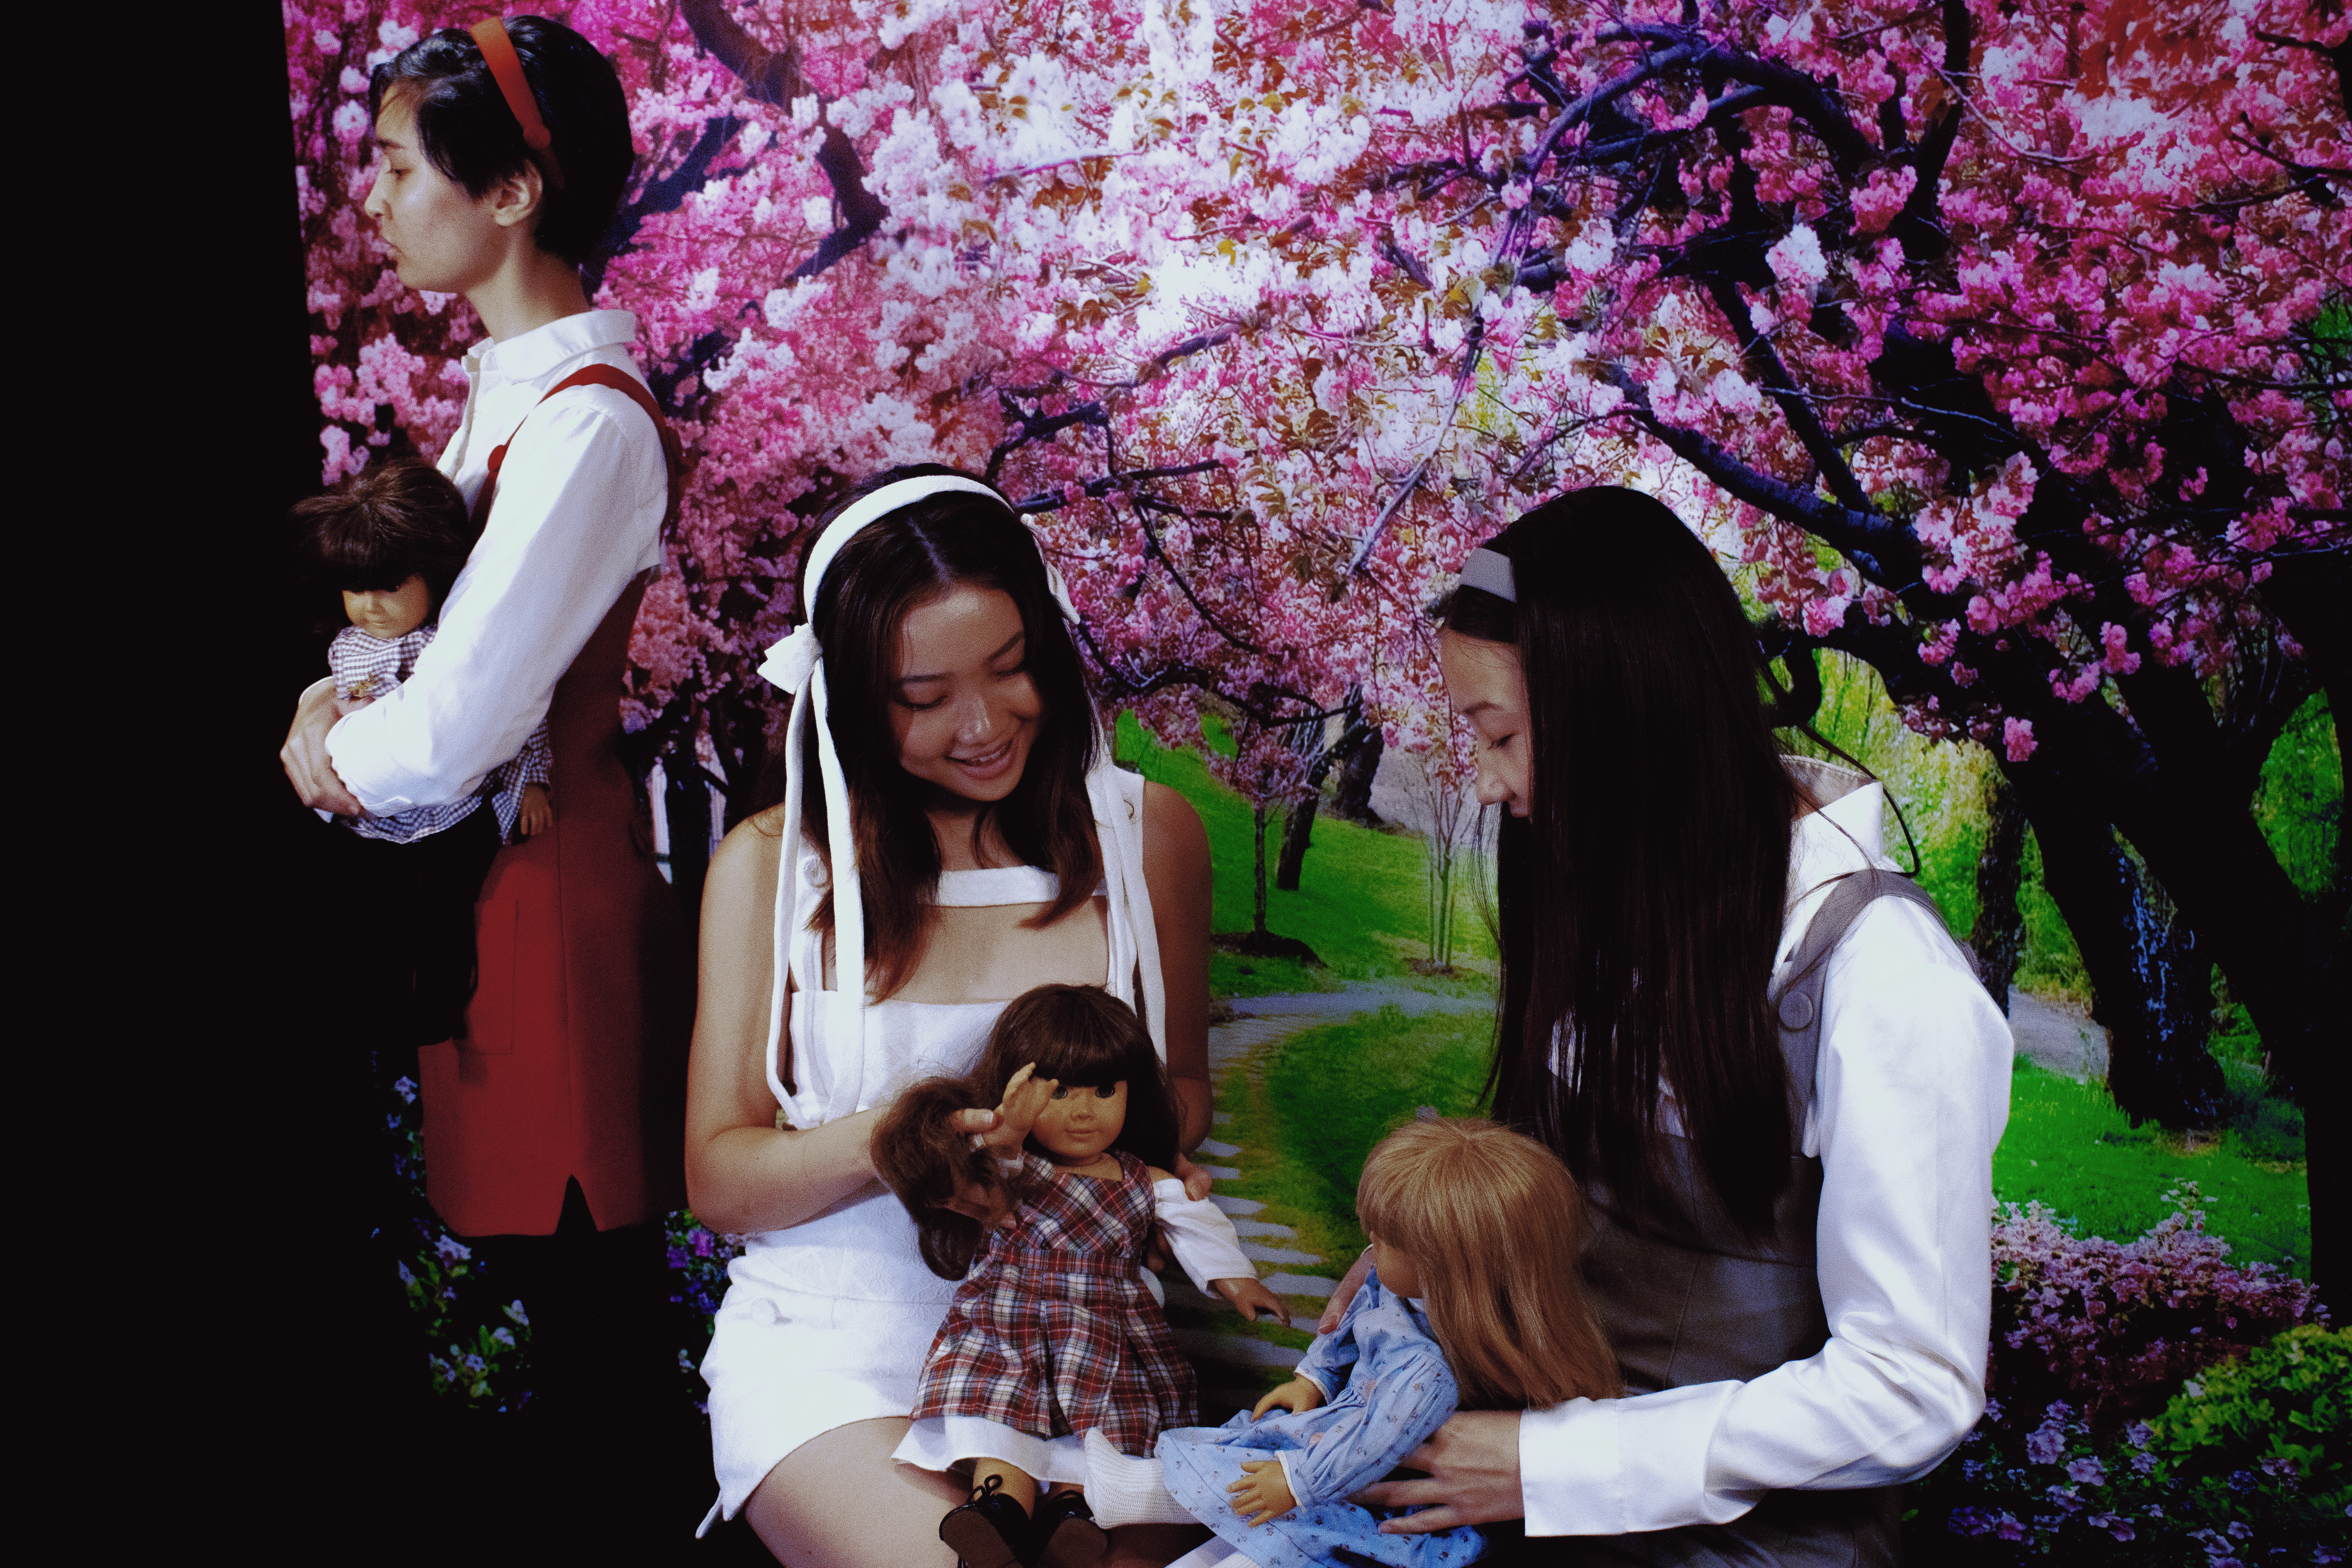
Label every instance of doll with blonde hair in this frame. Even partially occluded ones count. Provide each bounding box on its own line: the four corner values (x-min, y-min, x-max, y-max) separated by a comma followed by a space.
1084, 1115, 1618, 1568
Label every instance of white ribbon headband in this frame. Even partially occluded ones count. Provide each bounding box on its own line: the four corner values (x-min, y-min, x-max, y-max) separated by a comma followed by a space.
753, 472, 1085, 1032
1455, 545, 1517, 603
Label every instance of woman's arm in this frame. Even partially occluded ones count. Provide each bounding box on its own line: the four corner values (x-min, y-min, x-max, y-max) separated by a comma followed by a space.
1364, 900, 2012, 1537
1139, 780, 1213, 1152
685, 812, 996, 1233
321, 395, 662, 813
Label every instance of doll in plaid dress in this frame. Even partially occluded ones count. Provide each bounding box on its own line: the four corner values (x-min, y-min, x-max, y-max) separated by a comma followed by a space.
875, 984, 1289, 1568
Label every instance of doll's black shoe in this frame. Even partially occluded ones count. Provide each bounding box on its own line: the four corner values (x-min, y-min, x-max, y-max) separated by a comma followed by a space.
1031, 1488, 1109, 1568
940, 1473, 1034, 1568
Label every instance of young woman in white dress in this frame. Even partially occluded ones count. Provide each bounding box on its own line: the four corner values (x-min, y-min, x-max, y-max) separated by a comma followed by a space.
686, 467, 1218, 1566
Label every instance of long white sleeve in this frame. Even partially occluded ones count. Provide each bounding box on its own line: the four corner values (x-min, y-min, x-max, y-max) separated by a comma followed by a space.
1152, 1179, 1258, 1292
1519, 894, 2011, 1534
324, 312, 665, 814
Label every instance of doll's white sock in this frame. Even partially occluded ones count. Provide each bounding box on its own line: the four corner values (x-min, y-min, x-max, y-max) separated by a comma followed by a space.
1081, 1428, 1196, 1527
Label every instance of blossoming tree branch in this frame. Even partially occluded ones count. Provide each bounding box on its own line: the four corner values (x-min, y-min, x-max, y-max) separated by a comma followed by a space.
290, 0, 2347, 1297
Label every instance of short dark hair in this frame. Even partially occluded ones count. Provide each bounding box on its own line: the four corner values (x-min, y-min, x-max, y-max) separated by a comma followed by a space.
296, 457, 476, 614
368, 16, 634, 268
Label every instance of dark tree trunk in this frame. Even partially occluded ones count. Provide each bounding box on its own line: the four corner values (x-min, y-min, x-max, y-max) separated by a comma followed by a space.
1331, 725, 1384, 824
2012, 781, 2228, 1130
1968, 772, 2027, 1015
1252, 805, 1270, 937
1275, 796, 1317, 892
663, 766, 714, 933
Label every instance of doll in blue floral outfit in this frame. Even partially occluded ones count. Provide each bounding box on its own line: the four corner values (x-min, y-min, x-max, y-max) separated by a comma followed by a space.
1084, 1117, 1621, 1568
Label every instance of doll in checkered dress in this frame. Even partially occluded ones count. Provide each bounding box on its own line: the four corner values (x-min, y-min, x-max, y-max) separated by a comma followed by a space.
874, 983, 1289, 1568
297, 458, 555, 1045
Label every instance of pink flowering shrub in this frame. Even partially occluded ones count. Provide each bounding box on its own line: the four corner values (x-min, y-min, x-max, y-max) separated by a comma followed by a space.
1988, 1185, 2324, 1440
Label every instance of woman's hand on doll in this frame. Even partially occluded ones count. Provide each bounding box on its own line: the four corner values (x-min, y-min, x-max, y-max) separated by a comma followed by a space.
1316, 1246, 1375, 1334
1214, 1276, 1291, 1325
1228, 1460, 1297, 1527
1172, 1149, 1214, 1201
1249, 1377, 1325, 1420
1350, 1410, 1525, 1534
281, 682, 371, 817
516, 783, 554, 838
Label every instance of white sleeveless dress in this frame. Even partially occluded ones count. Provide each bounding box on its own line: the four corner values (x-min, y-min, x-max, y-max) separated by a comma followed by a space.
700, 763, 1167, 1525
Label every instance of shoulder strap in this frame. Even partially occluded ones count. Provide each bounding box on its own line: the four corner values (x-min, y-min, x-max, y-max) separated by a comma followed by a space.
474, 363, 685, 539
1768, 868, 1951, 1148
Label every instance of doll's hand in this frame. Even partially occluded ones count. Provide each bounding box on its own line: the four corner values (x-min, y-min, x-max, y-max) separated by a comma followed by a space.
1316, 1246, 1375, 1334
1215, 1276, 1291, 1325
517, 783, 553, 838
1173, 1149, 1214, 1201
1228, 1460, 1296, 1527
1249, 1377, 1325, 1420
986, 1063, 1057, 1150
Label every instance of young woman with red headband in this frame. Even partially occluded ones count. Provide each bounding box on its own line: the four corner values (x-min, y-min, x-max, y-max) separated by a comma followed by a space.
276, 12, 692, 1480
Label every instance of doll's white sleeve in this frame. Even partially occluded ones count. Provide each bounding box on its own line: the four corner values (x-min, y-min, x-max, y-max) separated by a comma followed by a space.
1149, 1179, 1258, 1293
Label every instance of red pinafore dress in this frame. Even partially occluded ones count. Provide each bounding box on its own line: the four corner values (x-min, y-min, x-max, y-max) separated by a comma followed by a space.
416, 366, 692, 1238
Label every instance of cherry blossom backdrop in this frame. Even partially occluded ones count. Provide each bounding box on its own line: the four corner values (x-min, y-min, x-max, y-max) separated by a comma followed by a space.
287, 0, 2347, 1297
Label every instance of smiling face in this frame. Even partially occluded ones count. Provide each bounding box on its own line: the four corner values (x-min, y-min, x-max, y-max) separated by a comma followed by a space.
1439, 630, 1533, 817
888, 584, 1044, 804
1032, 1079, 1128, 1165
363, 92, 511, 297
343, 574, 434, 641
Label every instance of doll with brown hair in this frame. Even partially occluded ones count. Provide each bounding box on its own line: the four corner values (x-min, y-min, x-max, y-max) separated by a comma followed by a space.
874, 983, 1288, 1568
1082, 1116, 1620, 1568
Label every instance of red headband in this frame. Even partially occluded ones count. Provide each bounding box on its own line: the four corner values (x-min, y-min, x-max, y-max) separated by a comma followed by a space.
470, 18, 566, 190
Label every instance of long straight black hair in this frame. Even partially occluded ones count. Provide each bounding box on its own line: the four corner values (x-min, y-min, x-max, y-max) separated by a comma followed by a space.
1447, 487, 1801, 1237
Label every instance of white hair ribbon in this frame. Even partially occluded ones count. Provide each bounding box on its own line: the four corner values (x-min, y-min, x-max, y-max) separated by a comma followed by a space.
1455, 545, 1518, 603
756, 473, 1087, 1047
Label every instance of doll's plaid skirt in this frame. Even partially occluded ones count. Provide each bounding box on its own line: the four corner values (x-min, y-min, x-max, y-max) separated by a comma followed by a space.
912, 1149, 1197, 1455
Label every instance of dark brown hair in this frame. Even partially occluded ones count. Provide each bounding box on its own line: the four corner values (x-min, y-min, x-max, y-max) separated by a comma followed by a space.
1444, 487, 1800, 1238
756, 465, 1103, 1002
873, 984, 1179, 1279
368, 17, 635, 268
296, 456, 476, 616
1356, 1117, 1621, 1409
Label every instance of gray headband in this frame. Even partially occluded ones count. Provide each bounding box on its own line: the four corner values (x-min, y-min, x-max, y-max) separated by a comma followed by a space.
1455, 546, 1517, 603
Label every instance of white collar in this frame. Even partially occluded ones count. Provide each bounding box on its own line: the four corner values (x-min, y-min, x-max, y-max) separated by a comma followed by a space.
1785, 756, 1886, 910
462, 308, 639, 382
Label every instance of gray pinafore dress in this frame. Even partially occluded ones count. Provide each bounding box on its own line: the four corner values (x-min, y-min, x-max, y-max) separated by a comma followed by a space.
1558, 870, 1948, 1568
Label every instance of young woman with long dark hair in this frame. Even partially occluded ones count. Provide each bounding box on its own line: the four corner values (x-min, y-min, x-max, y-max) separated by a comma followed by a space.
684, 467, 1217, 1566
1345, 487, 2011, 1565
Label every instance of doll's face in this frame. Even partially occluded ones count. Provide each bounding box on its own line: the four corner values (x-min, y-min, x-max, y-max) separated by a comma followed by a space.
343, 574, 434, 641
888, 584, 1044, 805
1368, 1232, 1425, 1298
1032, 1080, 1127, 1164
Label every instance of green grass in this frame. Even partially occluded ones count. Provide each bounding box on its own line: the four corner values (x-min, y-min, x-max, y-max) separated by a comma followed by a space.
1992, 1058, 2309, 1275
1221, 1008, 2314, 1284
1115, 712, 1494, 998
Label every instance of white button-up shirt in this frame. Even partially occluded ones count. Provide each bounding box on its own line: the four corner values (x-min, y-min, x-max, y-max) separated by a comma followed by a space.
1520, 762, 2012, 1534
325, 309, 667, 815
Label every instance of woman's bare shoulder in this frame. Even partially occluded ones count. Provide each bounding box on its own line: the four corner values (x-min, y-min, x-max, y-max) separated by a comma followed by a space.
1138, 780, 1207, 864
706, 805, 792, 903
